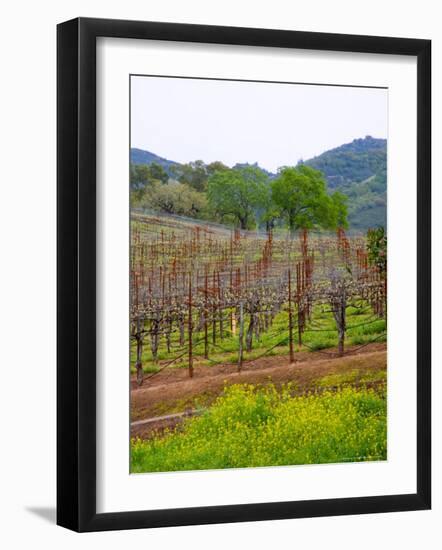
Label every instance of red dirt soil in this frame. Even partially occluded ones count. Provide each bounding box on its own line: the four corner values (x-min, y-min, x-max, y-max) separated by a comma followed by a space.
130, 343, 387, 439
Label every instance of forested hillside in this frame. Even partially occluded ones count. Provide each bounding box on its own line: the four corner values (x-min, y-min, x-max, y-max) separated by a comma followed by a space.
304, 136, 386, 229
130, 136, 387, 231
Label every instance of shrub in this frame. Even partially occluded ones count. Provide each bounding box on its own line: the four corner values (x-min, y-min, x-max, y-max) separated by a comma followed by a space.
131, 384, 386, 473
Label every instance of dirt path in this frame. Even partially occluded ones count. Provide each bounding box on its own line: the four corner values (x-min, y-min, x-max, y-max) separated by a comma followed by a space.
131, 343, 386, 439
131, 342, 386, 391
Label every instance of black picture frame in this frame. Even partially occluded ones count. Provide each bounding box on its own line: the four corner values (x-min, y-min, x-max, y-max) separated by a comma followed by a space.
57, 17, 431, 532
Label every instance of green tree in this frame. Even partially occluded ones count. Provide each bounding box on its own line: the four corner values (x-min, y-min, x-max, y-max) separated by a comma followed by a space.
207, 166, 268, 229
271, 165, 345, 232
177, 160, 209, 192
130, 162, 169, 188
257, 183, 280, 232
139, 181, 207, 218
130, 165, 151, 206
130, 164, 152, 189
330, 191, 349, 229
366, 226, 387, 275
207, 161, 229, 176
130, 163, 171, 207
148, 162, 169, 184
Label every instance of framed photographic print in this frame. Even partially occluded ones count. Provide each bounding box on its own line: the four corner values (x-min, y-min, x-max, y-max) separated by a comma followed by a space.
57, 17, 431, 532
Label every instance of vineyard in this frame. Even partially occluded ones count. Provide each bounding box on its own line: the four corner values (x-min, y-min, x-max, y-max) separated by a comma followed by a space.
129, 211, 387, 471
130, 211, 386, 381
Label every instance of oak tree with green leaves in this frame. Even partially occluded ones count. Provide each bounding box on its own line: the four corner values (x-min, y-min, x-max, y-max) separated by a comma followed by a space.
330, 190, 349, 230
139, 181, 208, 218
271, 165, 347, 232
207, 166, 268, 229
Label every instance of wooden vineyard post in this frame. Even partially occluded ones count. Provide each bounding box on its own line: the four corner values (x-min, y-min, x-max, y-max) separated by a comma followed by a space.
188, 276, 194, 378
135, 316, 144, 387
334, 292, 346, 357
296, 263, 303, 347
212, 271, 217, 345
204, 271, 209, 359
229, 268, 234, 334
134, 272, 139, 309
238, 302, 244, 372
288, 269, 295, 363
217, 270, 224, 339
338, 300, 345, 357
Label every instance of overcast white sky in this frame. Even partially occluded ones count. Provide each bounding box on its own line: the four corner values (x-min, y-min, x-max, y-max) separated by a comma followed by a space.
131, 76, 387, 172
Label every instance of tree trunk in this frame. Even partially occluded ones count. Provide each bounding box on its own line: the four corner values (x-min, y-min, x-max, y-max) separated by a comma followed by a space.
246, 313, 255, 352
338, 327, 345, 357
150, 318, 160, 363
188, 278, 193, 378
178, 315, 185, 346
238, 303, 244, 372
135, 335, 144, 386
165, 318, 171, 353
332, 294, 346, 357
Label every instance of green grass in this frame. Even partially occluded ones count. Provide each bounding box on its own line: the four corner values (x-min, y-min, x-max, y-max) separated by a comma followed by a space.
131, 383, 387, 473
315, 369, 387, 387
140, 392, 217, 418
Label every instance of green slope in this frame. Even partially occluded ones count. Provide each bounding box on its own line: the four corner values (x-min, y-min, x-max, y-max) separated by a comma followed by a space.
304, 136, 386, 230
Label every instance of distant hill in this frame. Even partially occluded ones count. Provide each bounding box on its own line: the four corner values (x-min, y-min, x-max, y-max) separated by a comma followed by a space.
130, 148, 178, 174
130, 135, 387, 231
304, 136, 386, 188
304, 136, 386, 230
